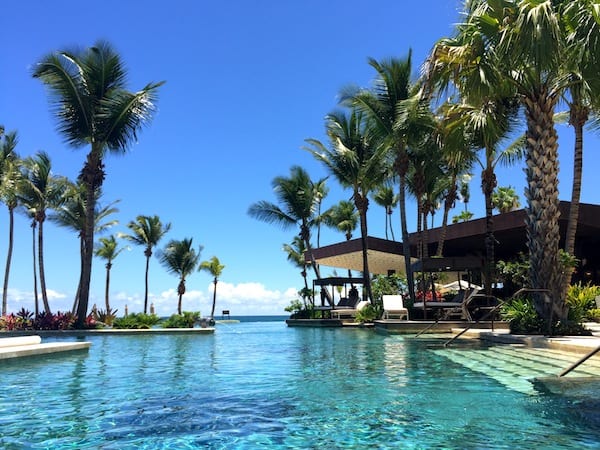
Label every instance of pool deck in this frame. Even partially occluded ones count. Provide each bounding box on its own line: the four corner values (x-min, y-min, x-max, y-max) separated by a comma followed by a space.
0, 327, 215, 338
0, 335, 91, 360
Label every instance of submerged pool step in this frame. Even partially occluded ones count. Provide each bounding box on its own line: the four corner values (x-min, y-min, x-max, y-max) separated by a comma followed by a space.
432, 344, 600, 394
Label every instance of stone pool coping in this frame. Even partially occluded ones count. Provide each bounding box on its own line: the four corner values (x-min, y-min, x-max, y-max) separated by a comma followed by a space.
0, 327, 215, 338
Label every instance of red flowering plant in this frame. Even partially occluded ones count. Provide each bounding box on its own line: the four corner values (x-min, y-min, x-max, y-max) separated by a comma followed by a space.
415, 290, 444, 302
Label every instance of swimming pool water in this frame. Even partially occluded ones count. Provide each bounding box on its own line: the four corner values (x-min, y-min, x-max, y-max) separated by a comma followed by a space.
1, 322, 599, 449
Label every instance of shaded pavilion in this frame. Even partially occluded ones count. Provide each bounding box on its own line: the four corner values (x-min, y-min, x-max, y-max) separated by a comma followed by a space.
309, 201, 600, 289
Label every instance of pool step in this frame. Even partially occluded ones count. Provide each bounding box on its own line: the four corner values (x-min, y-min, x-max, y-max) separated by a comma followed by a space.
433, 344, 600, 394
0, 335, 91, 360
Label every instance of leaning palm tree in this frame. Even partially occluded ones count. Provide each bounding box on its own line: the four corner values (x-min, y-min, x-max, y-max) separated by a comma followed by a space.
199, 256, 225, 321
18, 152, 67, 315
248, 166, 327, 290
49, 181, 119, 313
157, 238, 201, 315
94, 235, 127, 314
33, 40, 163, 327
306, 109, 390, 304
0, 131, 21, 315
121, 215, 171, 314
322, 200, 359, 280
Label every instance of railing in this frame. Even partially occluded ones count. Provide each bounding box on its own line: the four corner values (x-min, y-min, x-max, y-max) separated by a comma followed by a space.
443, 288, 550, 347
443, 294, 503, 347
558, 345, 600, 377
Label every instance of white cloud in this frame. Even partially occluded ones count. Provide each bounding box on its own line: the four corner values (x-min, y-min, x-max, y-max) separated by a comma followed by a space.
2, 282, 297, 318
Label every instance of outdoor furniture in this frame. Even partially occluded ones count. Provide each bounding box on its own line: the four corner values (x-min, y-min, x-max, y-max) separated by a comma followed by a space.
382, 295, 409, 320
413, 288, 481, 320
331, 300, 369, 320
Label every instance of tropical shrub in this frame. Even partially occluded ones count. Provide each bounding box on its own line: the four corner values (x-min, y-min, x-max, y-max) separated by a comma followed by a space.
92, 307, 118, 326
500, 297, 543, 334
355, 303, 382, 323
162, 311, 200, 328
496, 253, 530, 295
566, 283, 600, 322
371, 273, 407, 302
586, 309, 600, 323
112, 313, 161, 329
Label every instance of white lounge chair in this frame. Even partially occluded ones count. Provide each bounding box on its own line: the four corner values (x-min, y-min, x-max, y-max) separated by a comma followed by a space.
331, 300, 369, 319
382, 295, 409, 320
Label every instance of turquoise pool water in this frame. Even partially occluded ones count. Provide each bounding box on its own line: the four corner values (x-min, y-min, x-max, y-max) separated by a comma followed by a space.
1, 321, 599, 449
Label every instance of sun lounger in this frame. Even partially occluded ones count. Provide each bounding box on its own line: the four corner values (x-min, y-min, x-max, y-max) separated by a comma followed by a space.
382, 295, 409, 320
331, 300, 369, 319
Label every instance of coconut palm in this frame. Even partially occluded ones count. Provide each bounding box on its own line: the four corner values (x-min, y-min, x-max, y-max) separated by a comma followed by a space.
345, 53, 435, 303
452, 210, 474, 224
559, 1, 600, 261
322, 200, 359, 279
0, 131, 21, 315
157, 238, 201, 315
305, 109, 390, 303
492, 186, 521, 214
94, 235, 127, 313
49, 181, 119, 313
33, 40, 163, 327
371, 184, 398, 240
18, 152, 67, 314
283, 236, 311, 303
199, 256, 225, 321
426, 0, 581, 323
121, 215, 171, 314
248, 166, 327, 289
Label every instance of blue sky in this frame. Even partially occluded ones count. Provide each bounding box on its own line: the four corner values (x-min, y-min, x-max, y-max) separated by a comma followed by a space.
1, 1, 598, 317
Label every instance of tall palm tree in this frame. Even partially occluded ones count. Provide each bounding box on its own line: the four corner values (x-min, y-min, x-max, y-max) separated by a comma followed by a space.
371, 184, 398, 240
199, 256, 225, 321
426, 0, 581, 323
306, 109, 389, 304
121, 215, 171, 314
559, 1, 600, 263
0, 131, 21, 315
492, 186, 521, 214
248, 166, 326, 292
94, 235, 126, 313
49, 181, 119, 313
157, 238, 201, 315
345, 53, 435, 303
18, 152, 66, 314
33, 40, 163, 327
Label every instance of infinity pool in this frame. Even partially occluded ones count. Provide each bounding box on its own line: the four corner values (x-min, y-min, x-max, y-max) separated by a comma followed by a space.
1, 321, 599, 449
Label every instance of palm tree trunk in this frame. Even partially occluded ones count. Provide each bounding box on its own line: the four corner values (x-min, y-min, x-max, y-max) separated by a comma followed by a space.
77, 149, 103, 327
178, 294, 182, 315
31, 221, 39, 316
564, 105, 587, 261
397, 157, 415, 304
210, 279, 218, 319
523, 89, 564, 324
105, 262, 112, 311
436, 181, 457, 257
144, 252, 151, 314
72, 238, 84, 314
2, 206, 15, 315
355, 192, 374, 304
482, 166, 497, 297
38, 218, 51, 314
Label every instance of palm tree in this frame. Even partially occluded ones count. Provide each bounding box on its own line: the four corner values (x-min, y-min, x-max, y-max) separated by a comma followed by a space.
18, 152, 66, 315
371, 184, 398, 240
33, 40, 163, 327
322, 199, 359, 279
283, 236, 311, 302
426, 1, 583, 323
248, 166, 326, 293
157, 238, 201, 315
492, 186, 521, 214
49, 181, 119, 313
559, 1, 600, 262
452, 210, 474, 223
199, 256, 225, 322
0, 131, 21, 315
305, 109, 389, 304
345, 53, 435, 303
94, 235, 127, 313
121, 215, 171, 314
